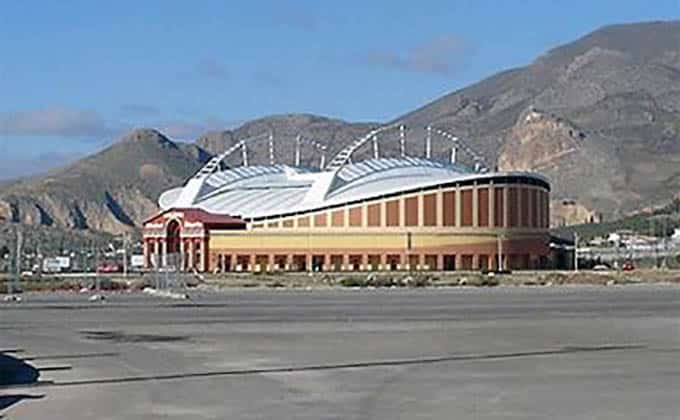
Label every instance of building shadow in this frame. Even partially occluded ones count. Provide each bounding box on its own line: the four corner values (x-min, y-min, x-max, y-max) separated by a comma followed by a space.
0, 394, 44, 411
0, 353, 40, 386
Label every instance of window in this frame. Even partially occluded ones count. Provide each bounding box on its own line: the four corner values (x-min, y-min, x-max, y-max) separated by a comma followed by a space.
508, 188, 519, 227
274, 255, 287, 270
443, 191, 456, 226
521, 188, 530, 227
461, 255, 473, 270
408, 255, 420, 270
461, 190, 473, 226
424, 255, 438, 270
314, 213, 327, 227
292, 255, 307, 271
255, 255, 269, 271
531, 189, 539, 227
423, 194, 437, 226
330, 255, 343, 271
331, 210, 345, 227
494, 187, 504, 227
478, 188, 489, 227
386, 254, 400, 270
443, 255, 456, 271
405, 196, 418, 226
349, 255, 362, 271
478, 255, 489, 271
349, 207, 362, 227
236, 255, 250, 271
368, 255, 381, 270
312, 255, 325, 272
386, 200, 400, 226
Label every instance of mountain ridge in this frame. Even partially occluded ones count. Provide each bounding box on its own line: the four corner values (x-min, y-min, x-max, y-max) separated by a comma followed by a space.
4, 20, 680, 232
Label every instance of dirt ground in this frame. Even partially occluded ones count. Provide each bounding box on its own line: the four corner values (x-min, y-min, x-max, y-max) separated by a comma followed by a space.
3, 269, 680, 293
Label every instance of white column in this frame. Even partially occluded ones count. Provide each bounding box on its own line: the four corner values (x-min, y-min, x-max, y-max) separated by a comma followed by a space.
197, 240, 205, 272
179, 239, 185, 271
188, 240, 194, 269
143, 239, 149, 268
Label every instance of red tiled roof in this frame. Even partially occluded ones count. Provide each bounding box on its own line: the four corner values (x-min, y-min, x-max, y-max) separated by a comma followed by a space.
143, 208, 246, 227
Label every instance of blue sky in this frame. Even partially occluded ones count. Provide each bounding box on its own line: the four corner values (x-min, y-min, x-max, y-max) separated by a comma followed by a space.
1, 0, 679, 179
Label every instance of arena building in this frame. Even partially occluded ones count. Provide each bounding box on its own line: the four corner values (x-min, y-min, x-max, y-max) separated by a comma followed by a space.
143, 126, 550, 273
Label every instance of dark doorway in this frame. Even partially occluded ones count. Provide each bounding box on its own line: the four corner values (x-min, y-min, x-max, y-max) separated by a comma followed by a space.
166, 220, 181, 254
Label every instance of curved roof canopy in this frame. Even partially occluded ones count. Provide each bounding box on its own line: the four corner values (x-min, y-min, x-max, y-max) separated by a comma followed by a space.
159, 157, 548, 220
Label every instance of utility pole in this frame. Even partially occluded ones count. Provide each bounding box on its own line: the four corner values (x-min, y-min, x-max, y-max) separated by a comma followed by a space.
651, 219, 658, 269
36, 243, 43, 279
94, 240, 100, 292
574, 232, 579, 272
11, 226, 22, 295
497, 234, 504, 271
122, 233, 128, 280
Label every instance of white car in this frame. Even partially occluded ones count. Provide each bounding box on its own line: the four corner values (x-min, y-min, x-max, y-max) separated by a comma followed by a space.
592, 264, 610, 271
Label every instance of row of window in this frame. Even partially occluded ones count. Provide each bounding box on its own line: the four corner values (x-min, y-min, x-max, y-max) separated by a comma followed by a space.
253, 186, 549, 230
210, 253, 545, 272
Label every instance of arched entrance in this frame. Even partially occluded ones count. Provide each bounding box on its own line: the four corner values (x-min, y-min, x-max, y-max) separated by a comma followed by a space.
166, 220, 181, 254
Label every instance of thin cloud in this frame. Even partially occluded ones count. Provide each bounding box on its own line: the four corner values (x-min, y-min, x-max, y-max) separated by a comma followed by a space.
272, 9, 319, 31
253, 69, 286, 87
363, 34, 474, 76
0, 107, 115, 137
195, 58, 229, 80
120, 104, 160, 117
0, 150, 86, 180
156, 117, 230, 141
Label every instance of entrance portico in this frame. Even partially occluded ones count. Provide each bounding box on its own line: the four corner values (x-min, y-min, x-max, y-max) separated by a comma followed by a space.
142, 208, 246, 272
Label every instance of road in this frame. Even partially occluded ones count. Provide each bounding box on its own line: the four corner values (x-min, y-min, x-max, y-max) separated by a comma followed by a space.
1, 285, 679, 419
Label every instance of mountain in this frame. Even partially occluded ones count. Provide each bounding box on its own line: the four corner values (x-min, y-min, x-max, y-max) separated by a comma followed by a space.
0, 129, 210, 234
196, 114, 376, 167
0, 116, 372, 234
4, 21, 680, 233
396, 21, 680, 224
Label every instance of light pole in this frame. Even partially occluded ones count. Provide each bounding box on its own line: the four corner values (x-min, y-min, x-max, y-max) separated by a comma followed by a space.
122, 233, 128, 280
574, 232, 579, 272
497, 234, 504, 271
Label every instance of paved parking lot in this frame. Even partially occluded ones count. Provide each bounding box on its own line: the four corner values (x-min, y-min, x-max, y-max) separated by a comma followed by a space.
1, 285, 679, 419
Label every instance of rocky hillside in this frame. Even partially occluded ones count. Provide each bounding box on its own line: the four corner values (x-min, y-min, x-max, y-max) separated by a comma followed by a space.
396, 21, 680, 223
0, 116, 371, 234
196, 114, 376, 167
4, 21, 680, 233
0, 129, 210, 234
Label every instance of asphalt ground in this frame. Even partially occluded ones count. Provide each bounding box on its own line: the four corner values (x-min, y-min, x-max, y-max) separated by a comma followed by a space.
1, 285, 679, 419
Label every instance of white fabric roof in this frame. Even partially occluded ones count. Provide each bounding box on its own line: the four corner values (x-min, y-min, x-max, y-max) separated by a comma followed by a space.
158, 157, 547, 219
